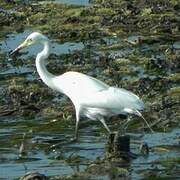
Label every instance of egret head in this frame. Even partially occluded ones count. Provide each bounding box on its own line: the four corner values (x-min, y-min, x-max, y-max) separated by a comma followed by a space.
10, 32, 48, 55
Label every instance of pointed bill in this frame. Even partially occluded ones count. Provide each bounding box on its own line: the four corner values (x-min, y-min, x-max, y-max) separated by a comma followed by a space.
9, 40, 28, 56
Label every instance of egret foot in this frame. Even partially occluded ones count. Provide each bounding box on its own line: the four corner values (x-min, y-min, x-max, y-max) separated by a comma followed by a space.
50, 136, 78, 149
70, 137, 78, 143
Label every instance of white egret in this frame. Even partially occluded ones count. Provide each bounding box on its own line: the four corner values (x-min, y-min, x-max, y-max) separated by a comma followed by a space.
10, 32, 153, 140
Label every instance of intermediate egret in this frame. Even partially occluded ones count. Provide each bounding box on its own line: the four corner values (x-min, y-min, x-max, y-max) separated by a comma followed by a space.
10, 32, 153, 140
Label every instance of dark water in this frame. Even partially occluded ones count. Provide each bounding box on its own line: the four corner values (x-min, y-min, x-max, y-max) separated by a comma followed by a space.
0, 31, 179, 179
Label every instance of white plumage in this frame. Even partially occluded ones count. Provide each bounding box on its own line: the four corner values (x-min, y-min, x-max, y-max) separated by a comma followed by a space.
11, 32, 152, 140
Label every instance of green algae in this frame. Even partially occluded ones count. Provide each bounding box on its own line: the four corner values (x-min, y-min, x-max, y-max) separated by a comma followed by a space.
166, 73, 180, 82
154, 156, 180, 168
166, 87, 180, 104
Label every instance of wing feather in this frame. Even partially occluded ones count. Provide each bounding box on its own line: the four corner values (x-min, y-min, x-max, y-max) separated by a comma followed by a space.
53, 71, 109, 100
80, 87, 144, 113
53, 72, 144, 114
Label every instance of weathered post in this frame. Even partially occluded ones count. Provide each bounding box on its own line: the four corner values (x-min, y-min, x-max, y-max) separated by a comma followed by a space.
106, 132, 136, 160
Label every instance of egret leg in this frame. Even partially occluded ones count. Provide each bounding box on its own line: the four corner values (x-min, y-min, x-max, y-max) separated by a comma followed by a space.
51, 109, 80, 147
74, 118, 79, 140
117, 117, 132, 135
72, 107, 80, 141
123, 117, 132, 131
99, 118, 111, 134
134, 110, 154, 133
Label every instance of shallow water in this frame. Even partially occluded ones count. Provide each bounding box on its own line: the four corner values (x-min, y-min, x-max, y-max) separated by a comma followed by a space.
38, 0, 90, 6
0, 30, 84, 80
0, 29, 179, 179
0, 30, 84, 58
0, 114, 105, 178
0, 113, 179, 179
54, 0, 90, 6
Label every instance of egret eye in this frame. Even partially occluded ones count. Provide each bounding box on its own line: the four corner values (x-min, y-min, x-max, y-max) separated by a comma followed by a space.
26, 38, 33, 45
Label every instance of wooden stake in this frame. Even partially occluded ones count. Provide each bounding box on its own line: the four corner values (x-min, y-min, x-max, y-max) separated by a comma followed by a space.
106, 132, 136, 160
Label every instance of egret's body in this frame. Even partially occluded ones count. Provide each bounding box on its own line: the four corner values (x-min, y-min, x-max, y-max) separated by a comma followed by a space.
11, 32, 153, 140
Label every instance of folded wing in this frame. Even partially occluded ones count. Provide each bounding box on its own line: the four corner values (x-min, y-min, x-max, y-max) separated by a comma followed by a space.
80, 87, 144, 114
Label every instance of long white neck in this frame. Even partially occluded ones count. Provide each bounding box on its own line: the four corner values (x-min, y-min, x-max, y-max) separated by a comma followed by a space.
36, 41, 56, 90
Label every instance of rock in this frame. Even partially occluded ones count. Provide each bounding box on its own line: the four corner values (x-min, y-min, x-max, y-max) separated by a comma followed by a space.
20, 172, 49, 180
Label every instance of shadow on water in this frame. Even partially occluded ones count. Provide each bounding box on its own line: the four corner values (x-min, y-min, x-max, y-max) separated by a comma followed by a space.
0, 29, 179, 179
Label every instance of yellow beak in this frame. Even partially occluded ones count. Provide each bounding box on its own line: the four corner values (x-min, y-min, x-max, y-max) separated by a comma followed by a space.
9, 40, 28, 56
